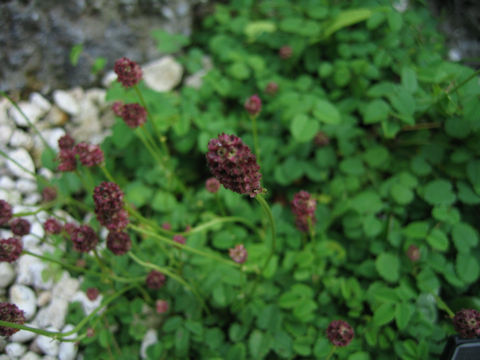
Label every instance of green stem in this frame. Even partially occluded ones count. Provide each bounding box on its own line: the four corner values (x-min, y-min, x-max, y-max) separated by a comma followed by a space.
0, 149, 45, 184
100, 165, 116, 183
445, 68, 480, 97
129, 224, 240, 267
325, 345, 337, 360
0, 285, 134, 339
128, 252, 209, 314
13, 203, 56, 217
255, 194, 276, 274
250, 114, 261, 168
0, 91, 53, 151
134, 85, 161, 139
215, 193, 227, 216
433, 293, 455, 318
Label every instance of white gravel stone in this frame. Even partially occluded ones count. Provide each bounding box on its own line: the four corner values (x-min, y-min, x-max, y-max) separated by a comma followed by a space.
53, 90, 80, 116
0, 97, 10, 125
38, 127, 65, 151
35, 327, 59, 356
37, 168, 54, 181
10, 129, 34, 149
6, 342, 27, 357
0, 175, 16, 190
143, 56, 183, 92
58, 324, 78, 360
29, 93, 51, 113
0, 124, 14, 146
16, 253, 41, 286
10, 324, 37, 343
102, 71, 117, 88
44, 106, 68, 127
52, 272, 80, 301
6, 148, 35, 180
85, 88, 106, 108
22, 222, 44, 250
0, 262, 15, 288
23, 193, 42, 206
0, 356, 8, 360
9, 101, 43, 126
16, 178, 38, 194
37, 291, 51, 307
20, 351, 41, 360
70, 291, 103, 316
34, 298, 68, 329
0, 188, 21, 205
140, 329, 158, 359
10, 285, 37, 320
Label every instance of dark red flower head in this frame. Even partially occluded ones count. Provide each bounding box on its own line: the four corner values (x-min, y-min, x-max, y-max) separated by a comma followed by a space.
86, 288, 100, 301
58, 149, 77, 172
64, 223, 78, 236
44, 218, 62, 235
407, 244, 420, 262
244, 94, 262, 116
58, 134, 75, 150
114, 57, 143, 88
107, 231, 131, 255
0, 200, 12, 226
206, 133, 263, 198
121, 103, 147, 128
279, 45, 293, 59
93, 182, 124, 214
42, 187, 57, 203
0, 303, 25, 336
156, 299, 169, 314
97, 208, 129, 231
173, 234, 186, 245
314, 132, 330, 147
0, 237, 22, 263
453, 309, 480, 339
70, 225, 98, 253
291, 191, 317, 232
326, 320, 354, 347
73, 142, 104, 167
205, 177, 220, 193
10, 218, 31, 236
146, 270, 166, 290
229, 244, 247, 264
265, 82, 278, 95
112, 101, 124, 117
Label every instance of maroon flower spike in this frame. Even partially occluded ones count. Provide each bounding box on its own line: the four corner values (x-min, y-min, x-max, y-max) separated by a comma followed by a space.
453, 309, 480, 339
73, 142, 104, 167
326, 320, 355, 347
86, 288, 100, 301
112, 101, 124, 117
162, 222, 172, 231
10, 218, 31, 236
279, 45, 293, 59
0, 200, 12, 226
146, 270, 166, 290
57, 149, 77, 172
205, 177, 220, 193
206, 133, 263, 198
244, 94, 262, 116
314, 132, 330, 147
42, 187, 57, 203
93, 182, 124, 214
229, 244, 247, 264
121, 103, 147, 128
173, 234, 186, 245
70, 225, 98, 253
97, 208, 129, 231
265, 81, 278, 95
106, 231, 131, 255
407, 244, 420, 262
0, 303, 25, 336
156, 299, 169, 314
64, 223, 78, 236
114, 57, 143, 88
44, 219, 62, 235
291, 191, 317, 233
0, 238, 22, 263
58, 134, 75, 150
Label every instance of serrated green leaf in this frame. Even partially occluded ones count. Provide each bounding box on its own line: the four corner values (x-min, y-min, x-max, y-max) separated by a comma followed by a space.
395, 302, 414, 330
312, 99, 341, 124
452, 222, 479, 252
373, 302, 395, 326
426, 228, 449, 251
456, 253, 480, 284
375, 253, 399, 283
423, 179, 456, 205
290, 114, 319, 142
363, 99, 390, 124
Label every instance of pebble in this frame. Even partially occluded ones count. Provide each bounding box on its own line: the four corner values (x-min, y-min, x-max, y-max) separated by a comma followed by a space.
143, 56, 183, 92
0, 175, 15, 189
6, 342, 27, 357
44, 106, 68, 127
34, 298, 68, 329
16, 254, 42, 286
20, 351, 41, 360
140, 329, 158, 359
37, 291, 52, 307
101, 71, 117, 88
8, 101, 43, 126
53, 90, 80, 116
16, 178, 38, 194
70, 291, 103, 316
84, 88, 106, 108
35, 327, 59, 356
0, 124, 14, 146
58, 324, 78, 360
0, 262, 15, 288
10, 284, 37, 320
10, 129, 34, 149
5, 148, 35, 180
29, 93, 51, 114
0, 188, 21, 204
38, 127, 65, 151
10, 324, 37, 343
52, 273, 80, 301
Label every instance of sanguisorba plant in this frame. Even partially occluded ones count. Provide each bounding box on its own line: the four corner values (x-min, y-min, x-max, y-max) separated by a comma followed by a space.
2, 0, 480, 358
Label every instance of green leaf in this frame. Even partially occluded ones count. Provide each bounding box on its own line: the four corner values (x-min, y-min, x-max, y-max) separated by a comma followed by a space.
312, 99, 341, 124
228, 62, 250, 80
340, 157, 365, 176
373, 302, 395, 326
151, 191, 178, 212
390, 183, 414, 205
348, 352, 371, 360
388, 86, 415, 117
401, 67, 418, 93
363, 99, 390, 124
375, 253, 400, 283
273, 331, 293, 358
363, 146, 389, 168
403, 221, 429, 238
323, 9, 373, 38
423, 179, 456, 206
417, 268, 440, 292
91, 57, 107, 75
350, 191, 383, 213
174, 327, 190, 356
41, 148, 57, 171
278, 284, 313, 308
387, 11, 403, 32
244, 21, 276, 40
395, 302, 414, 330
69, 44, 83, 66
125, 182, 153, 208
227, 343, 246, 360
151, 29, 190, 53
452, 222, 479, 252
467, 160, 480, 193
290, 114, 319, 142
457, 182, 480, 204
249, 330, 271, 359
456, 253, 480, 284
426, 228, 449, 252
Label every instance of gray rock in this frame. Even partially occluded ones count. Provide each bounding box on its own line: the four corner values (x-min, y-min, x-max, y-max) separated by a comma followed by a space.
5, 342, 27, 357
34, 298, 68, 329
20, 351, 41, 360
70, 291, 102, 316
10, 324, 37, 343
35, 327, 59, 356
143, 56, 183, 92
0, 262, 15, 288
52, 272, 80, 301
9, 129, 34, 150
5, 148, 35, 180
58, 325, 78, 360
38, 127, 65, 151
16, 178, 37, 194
0, 175, 15, 189
29, 93, 51, 114
8, 102, 43, 127
0, 188, 21, 205
53, 90, 80, 116
9, 285, 37, 320
0, 124, 14, 146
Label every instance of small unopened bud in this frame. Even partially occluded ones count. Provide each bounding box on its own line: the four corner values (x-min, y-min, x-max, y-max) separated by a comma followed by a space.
279, 45, 293, 59
244, 94, 262, 116
407, 245, 420, 262
156, 300, 169, 314
206, 177, 220, 193
229, 244, 247, 264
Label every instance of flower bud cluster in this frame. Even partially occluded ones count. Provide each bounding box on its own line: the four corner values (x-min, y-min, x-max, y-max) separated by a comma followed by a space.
10, 218, 30, 237
229, 244, 247, 264
70, 225, 99, 253
93, 182, 129, 231
0, 238, 23, 263
0, 302, 25, 336
291, 191, 316, 232
106, 231, 131, 255
206, 133, 263, 198
112, 103, 147, 128
146, 270, 166, 290
326, 320, 354, 347
453, 309, 480, 339
114, 57, 143, 88
57, 134, 104, 171
244, 94, 262, 116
